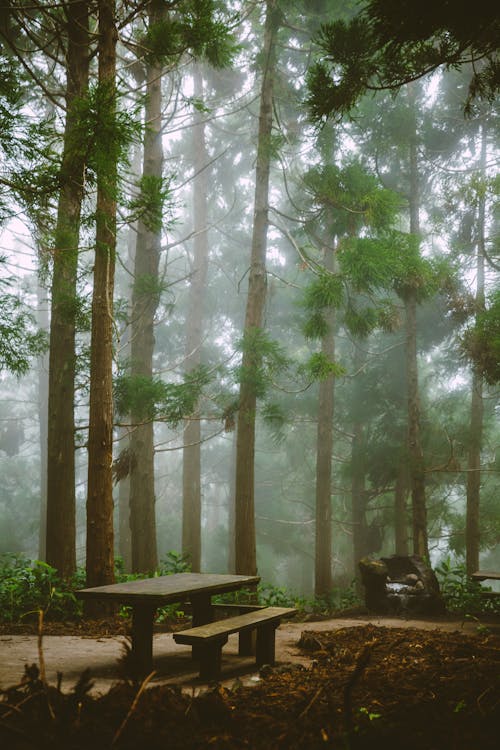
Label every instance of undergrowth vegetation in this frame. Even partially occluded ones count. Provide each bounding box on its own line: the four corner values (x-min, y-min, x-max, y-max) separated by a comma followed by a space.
0, 553, 498, 626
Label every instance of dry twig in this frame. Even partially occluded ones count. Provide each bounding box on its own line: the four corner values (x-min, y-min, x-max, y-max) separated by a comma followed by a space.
112, 670, 156, 745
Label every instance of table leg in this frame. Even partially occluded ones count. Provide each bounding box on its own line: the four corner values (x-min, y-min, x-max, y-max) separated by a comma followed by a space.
189, 593, 213, 660
190, 592, 214, 626
131, 605, 156, 676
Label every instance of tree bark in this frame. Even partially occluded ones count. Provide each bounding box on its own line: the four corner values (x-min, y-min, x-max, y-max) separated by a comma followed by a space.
314, 248, 335, 598
46, 0, 89, 578
234, 0, 279, 576
117, 142, 141, 573
351, 343, 368, 592
406, 88, 428, 559
466, 123, 486, 576
37, 281, 49, 561
182, 65, 209, 573
128, 1, 165, 574
85, 0, 117, 602
394, 463, 410, 555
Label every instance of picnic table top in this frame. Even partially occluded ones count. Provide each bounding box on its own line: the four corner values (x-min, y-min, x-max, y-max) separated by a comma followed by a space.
75, 572, 260, 606
471, 571, 500, 581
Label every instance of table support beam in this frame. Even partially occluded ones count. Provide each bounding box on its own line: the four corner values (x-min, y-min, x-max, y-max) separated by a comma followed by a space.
131, 605, 156, 676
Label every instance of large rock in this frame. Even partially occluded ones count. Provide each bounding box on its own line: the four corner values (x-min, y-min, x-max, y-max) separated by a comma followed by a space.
359, 555, 445, 615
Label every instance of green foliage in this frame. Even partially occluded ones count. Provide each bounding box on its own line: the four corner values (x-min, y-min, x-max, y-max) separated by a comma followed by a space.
261, 401, 287, 444
132, 272, 169, 303
303, 272, 344, 314
343, 302, 379, 338
215, 581, 361, 616
0, 263, 48, 374
114, 365, 212, 424
302, 311, 330, 340
158, 551, 192, 575
235, 328, 290, 399
303, 160, 400, 235
142, 0, 237, 69
301, 352, 345, 381
462, 290, 500, 384
389, 232, 448, 302
127, 174, 174, 232
301, 271, 343, 341
306, 4, 499, 121
257, 583, 303, 608
72, 82, 140, 193
435, 559, 500, 615
0, 554, 84, 623
338, 236, 400, 293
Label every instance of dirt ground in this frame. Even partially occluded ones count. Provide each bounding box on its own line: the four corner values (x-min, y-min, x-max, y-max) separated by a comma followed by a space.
1, 613, 499, 748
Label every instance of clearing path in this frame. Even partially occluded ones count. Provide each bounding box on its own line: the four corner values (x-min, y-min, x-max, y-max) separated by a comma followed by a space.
0, 613, 495, 694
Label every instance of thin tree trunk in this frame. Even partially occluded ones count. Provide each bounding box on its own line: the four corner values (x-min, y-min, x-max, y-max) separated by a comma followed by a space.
128, 1, 165, 574
315, 248, 335, 598
466, 123, 486, 576
85, 0, 117, 602
37, 281, 49, 561
46, 0, 89, 578
234, 0, 279, 576
182, 65, 209, 573
351, 343, 367, 591
227, 427, 237, 573
406, 88, 428, 559
394, 464, 410, 555
117, 142, 141, 573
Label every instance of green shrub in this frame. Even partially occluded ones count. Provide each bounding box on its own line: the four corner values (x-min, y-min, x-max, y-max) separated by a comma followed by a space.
0, 553, 84, 622
435, 558, 500, 615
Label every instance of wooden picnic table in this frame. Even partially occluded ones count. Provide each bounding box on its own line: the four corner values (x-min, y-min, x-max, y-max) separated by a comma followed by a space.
76, 572, 260, 675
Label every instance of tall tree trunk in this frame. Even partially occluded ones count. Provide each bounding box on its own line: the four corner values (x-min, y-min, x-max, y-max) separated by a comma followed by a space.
182, 65, 209, 573
466, 123, 486, 576
128, 1, 165, 574
315, 247, 335, 597
85, 0, 117, 600
37, 281, 49, 561
234, 0, 279, 576
227, 427, 237, 573
394, 463, 410, 555
351, 342, 367, 591
406, 88, 428, 559
45, 0, 89, 578
117, 142, 141, 573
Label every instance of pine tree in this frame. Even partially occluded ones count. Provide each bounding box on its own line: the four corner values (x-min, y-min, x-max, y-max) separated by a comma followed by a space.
85, 0, 118, 601
234, 0, 281, 576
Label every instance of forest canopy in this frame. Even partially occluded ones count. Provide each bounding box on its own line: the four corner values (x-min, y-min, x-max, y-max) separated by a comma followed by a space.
306, 0, 500, 120
0, 0, 498, 605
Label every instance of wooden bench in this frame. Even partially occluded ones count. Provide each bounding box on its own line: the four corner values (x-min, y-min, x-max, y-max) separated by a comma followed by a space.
173, 606, 297, 681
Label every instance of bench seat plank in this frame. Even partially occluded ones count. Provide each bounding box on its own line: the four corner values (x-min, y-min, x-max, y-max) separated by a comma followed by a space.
173, 606, 297, 681
173, 606, 296, 643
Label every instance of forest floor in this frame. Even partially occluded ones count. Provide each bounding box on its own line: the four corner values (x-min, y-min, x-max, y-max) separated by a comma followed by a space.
1, 611, 499, 748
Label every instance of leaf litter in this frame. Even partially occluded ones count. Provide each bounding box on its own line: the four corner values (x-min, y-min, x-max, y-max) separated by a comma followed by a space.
1, 624, 499, 748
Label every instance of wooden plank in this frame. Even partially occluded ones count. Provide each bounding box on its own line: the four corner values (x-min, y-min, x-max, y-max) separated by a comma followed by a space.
75, 573, 260, 606
471, 571, 500, 582
173, 606, 296, 645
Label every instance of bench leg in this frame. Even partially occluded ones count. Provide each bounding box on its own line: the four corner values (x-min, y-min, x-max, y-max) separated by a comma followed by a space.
239, 629, 256, 656
198, 637, 228, 681
255, 622, 278, 667
131, 605, 156, 677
